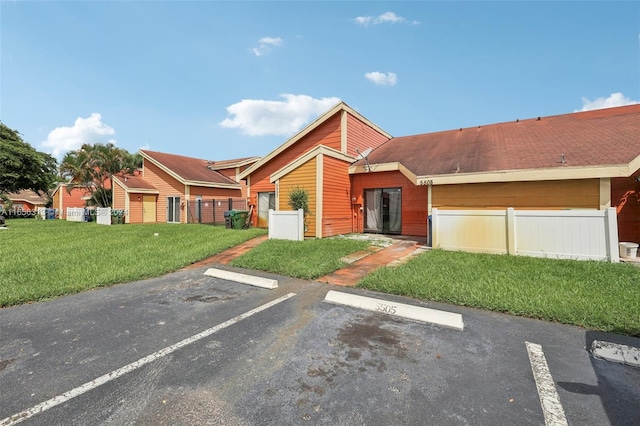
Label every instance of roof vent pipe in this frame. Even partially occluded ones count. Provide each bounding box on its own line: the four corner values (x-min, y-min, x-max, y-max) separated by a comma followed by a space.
560, 154, 566, 164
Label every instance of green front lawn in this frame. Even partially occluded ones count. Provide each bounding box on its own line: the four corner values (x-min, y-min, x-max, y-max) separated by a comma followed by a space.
0, 219, 266, 307
358, 249, 640, 336
230, 238, 370, 280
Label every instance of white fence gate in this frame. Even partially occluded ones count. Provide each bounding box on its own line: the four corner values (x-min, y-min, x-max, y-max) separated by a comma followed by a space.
66, 207, 85, 222
431, 207, 619, 262
268, 209, 304, 241
96, 207, 112, 226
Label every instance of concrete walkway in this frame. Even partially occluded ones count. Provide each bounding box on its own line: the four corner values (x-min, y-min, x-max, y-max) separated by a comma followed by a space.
183, 235, 269, 269
318, 239, 424, 286
186, 234, 427, 286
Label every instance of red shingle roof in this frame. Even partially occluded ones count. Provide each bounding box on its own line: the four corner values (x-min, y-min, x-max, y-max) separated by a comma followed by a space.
5, 190, 48, 204
206, 156, 260, 170
140, 150, 239, 185
361, 104, 640, 177
113, 175, 157, 190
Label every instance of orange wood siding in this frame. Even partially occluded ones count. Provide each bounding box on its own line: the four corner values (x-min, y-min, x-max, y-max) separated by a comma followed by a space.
188, 185, 242, 201
278, 157, 317, 237
128, 194, 143, 223
143, 159, 185, 222
113, 183, 126, 210
432, 180, 600, 210
322, 156, 353, 237
53, 188, 63, 211
351, 171, 428, 237
346, 113, 390, 157
63, 187, 91, 209
612, 171, 640, 244
248, 113, 342, 200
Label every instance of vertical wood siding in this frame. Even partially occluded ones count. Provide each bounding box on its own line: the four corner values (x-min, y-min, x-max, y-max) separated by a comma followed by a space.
128, 194, 143, 223
346, 113, 390, 157
278, 158, 317, 237
351, 171, 428, 236
322, 156, 353, 237
612, 171, 640, 243
53, 188, 63, 211
144, 160, 185, 222
432, 180, 600, 210
113, 184, 126, 210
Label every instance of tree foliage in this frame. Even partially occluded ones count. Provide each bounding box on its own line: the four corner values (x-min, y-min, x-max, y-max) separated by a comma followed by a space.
0, 122, 58, 197
60, 143, 141, 207
288, 186, 310, 216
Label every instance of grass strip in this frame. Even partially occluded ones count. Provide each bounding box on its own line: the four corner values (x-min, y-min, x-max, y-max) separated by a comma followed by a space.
358, 249, 640, 336
230, 238, 370, 280
0, 219, 266, 306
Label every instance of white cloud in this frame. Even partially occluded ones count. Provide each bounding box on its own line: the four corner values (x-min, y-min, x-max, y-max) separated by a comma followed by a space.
577, 92, 639, 112
353, 11, 406, 26
252, 36, 283, 56
365, 71, 397, 86
41, 113, 116, 158
220, 94, 341, 136
376, 12, 404, 24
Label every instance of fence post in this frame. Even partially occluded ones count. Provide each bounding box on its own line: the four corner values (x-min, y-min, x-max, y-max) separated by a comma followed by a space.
431, 208, 438, 248
268, 209, 273, 239
506, 208, 516, 255
298, 209, 304, 240
605, 207, 620, 263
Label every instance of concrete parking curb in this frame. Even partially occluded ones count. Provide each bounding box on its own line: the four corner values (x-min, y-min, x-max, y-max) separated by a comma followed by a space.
591, 340, 640, 367
324, 290, 464, 330
204, 268, 278, 289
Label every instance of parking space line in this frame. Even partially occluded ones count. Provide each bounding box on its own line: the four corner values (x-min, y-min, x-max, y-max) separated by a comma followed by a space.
525, 341, 568, 426
0, 293, 296, 426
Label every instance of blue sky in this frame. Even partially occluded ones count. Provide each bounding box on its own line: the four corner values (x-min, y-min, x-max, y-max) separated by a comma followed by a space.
1, 1, 638, 162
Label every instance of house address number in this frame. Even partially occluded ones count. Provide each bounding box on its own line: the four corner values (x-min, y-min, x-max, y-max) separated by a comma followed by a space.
375, 302, 397, 315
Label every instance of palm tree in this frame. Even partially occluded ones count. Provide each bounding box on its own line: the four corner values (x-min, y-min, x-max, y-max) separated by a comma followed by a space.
59, 143, 141, 207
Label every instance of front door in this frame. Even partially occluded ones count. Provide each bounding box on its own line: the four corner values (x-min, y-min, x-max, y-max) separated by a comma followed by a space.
257, 192, 275, 228
195, 196, 202, 223
364, 188, 401, 234
143, 195, 156, 223
167, 196, 181, 223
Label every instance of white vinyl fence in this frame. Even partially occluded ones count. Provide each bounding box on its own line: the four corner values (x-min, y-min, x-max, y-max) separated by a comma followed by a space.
268, 209, 304, 241
66, 207, 85, 222
96, 207, 112, 226
431, 207, 619, 262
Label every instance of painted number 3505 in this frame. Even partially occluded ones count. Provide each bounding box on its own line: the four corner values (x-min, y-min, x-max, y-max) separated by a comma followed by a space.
376, 303, 397, 315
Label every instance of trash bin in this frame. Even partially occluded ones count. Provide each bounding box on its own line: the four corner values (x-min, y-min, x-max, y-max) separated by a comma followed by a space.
619, 242, 639, 259
46, 208, 56, 220
111, 209, 125, 225
223, 210, 233, 229
231, 210, 249, 229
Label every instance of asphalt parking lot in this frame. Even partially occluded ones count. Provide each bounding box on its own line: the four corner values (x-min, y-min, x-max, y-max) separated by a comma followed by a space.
1, 266, 639, 425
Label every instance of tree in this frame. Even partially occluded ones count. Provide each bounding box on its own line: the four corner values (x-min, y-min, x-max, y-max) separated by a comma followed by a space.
59, 143, 141, 207
0, 122, 58, 198
288, 186, 311, 231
